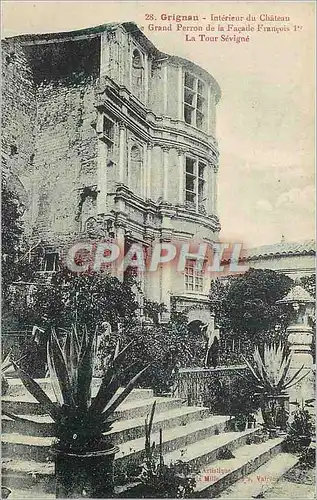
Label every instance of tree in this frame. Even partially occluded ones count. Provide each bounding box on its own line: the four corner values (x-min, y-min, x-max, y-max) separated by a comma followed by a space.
102, 310, 204, 395
15, 266, 140, 332
300, 274, 316, 298
210, 268, 294, 345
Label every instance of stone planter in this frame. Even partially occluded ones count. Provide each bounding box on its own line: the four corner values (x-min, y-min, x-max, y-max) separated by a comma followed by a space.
51, 444, 119, 498
260, 394, 289, 431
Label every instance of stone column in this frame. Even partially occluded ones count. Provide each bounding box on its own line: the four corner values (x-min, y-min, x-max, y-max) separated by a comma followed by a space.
96, 136, 108, 214
177, 149, 184, 204
163, 64, 168, 115
144, 53, 149, 106
163, 147, 169, 201
146, 143, 153, 199
277, 286, 315, 408
119, 123, 126, 183
212, 163, 219, 214
177, 66, 183, 120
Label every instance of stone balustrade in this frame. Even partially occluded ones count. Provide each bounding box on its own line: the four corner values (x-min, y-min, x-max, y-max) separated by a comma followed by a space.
174, 365, 248, 407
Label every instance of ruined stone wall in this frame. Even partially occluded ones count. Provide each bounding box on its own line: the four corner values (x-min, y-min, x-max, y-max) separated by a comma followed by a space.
32, 76, 98, 246
2, 36, 101, 249
1, 38, 37, 219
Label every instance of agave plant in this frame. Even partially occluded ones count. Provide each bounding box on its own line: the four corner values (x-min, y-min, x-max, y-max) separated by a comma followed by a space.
242, 342, 308, 396
1, 352, 15, 396
5, 325, 149, 452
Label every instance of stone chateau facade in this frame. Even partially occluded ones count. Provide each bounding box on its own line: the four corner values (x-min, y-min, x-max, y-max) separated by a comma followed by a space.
2, 22, 222, 329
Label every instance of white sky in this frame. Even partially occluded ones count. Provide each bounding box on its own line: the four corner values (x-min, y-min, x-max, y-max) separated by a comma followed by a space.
2, 1, 315, 247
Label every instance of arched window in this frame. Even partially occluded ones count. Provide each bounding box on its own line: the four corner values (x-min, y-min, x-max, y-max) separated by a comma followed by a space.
129, 144, 143, 196
132, 49, 144, 100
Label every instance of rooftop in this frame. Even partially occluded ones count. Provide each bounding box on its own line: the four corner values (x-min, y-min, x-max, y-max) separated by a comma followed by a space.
242, 240, 316, 261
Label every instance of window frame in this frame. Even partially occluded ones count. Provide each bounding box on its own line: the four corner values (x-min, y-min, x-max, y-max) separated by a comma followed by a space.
184, 155, 207, 213
183, 71, 206, 130
184, 260, 205, 294
128, 142, 144, 196
131, 47, 145, 101
42, 249, 59, 272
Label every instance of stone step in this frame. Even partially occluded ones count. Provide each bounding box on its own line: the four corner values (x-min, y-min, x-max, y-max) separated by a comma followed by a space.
6, 487, 55, 499
116, 415, 231, 467
2, 405, 208, 440
6, 378, 154, 401
217, 452, 299, 498
194, 437, 285, 497
163, 428, 259, 470
2, 395, 182, 420
2, 415, 230, 463
6, 378, 153, 401
1, 427, 256, 495
1, 459, 55, 494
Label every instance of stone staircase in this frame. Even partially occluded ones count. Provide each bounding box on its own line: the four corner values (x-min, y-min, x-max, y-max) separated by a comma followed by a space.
2, 378, 296, 499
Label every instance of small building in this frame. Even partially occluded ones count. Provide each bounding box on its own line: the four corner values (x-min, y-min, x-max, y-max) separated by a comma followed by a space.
241, 240, 315, 279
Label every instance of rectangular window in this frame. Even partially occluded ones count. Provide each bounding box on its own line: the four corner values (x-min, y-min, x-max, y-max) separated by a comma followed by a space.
183, 72, 206, 130
185, 157, 206, 212
103, 117, 114, 144
184, 260, 204, 293
42, 251, 59, 272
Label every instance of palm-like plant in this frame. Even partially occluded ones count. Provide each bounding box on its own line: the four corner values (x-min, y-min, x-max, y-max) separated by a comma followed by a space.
242, 343, 308, 396
5, 325, 149, 452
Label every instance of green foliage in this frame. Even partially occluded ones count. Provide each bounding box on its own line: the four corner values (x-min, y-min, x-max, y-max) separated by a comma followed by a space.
1, 180, 24, 294
284, 402, 314, 453
210, 269, 294, 345
300, 274, 316, 298
298, 447, 316, 469
119, 401, 197, 498
5, 325, 148, 452
203, 370, 260, 427
18, 266, 139, 331
143, 300, 167, 325
144, 401, 158, 467
108, 312, 203, 394
243, 343, 308, 395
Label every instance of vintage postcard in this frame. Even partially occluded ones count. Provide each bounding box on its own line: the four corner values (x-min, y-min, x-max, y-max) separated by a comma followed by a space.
1, 1, 316, 499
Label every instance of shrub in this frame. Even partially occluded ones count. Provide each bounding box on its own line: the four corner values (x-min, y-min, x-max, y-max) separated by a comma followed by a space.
284, 405, 314, 453
103, 313, 203, 395
203, 370, 260, 421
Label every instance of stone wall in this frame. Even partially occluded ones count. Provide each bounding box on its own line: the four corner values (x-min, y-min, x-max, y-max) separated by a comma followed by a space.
2, 37, 101, 249
1, 38, 37, 218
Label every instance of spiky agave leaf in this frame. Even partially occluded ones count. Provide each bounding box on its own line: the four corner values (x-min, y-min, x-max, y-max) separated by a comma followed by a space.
276, 353, 292, 391
64, 327, 80, 390
2, 409, 47, 427
90, 341, 135, 414
102, 365, 150, 422
76, 327, 97, 410
101, 414, 118, 433
49, 330, 75, 408
93, 360, 139, 417
47, 340, 64, 406
253, 347, 265, 381
2, 354, 13, 373
242, 355, 262, 385
284, 366, 309, 390
12, 362, 59, 421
